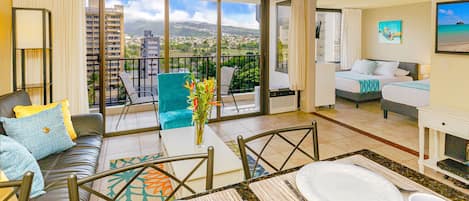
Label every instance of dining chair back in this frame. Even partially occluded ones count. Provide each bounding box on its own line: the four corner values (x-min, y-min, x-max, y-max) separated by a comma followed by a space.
237, 121, 319, 180
0, 172, 34, 201
68, 146, 214, 201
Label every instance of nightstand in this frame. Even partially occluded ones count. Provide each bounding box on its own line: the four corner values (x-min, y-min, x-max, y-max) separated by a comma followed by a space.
418, 64, 431, 80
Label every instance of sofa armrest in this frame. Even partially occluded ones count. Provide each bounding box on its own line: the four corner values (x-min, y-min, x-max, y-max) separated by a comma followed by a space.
71, 113, 104, 138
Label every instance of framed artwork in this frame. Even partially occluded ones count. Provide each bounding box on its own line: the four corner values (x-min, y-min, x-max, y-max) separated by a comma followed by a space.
378, 20, 402, 44
436, 0, 469, 54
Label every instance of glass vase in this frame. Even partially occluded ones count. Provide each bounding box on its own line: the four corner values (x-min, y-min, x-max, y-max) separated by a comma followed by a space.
194, 121, 205, 147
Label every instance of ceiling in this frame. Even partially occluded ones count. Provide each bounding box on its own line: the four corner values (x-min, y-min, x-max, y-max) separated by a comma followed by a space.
316, 0, 431, 9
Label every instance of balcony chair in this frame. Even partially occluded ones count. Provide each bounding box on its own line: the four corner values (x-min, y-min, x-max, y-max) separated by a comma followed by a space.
116, 72, 158, 129
0, 172, 34, 201
68, 147, 214, 201
157, 72, 193, 130
220, 67, 239, 113
237, 121, 320, 180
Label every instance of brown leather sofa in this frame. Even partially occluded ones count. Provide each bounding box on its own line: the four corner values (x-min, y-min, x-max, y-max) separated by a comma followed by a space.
0, 91, 103, 201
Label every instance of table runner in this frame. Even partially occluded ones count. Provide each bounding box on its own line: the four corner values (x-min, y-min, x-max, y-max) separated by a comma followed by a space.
249, 155, 449, 201
184, 150, 468, 201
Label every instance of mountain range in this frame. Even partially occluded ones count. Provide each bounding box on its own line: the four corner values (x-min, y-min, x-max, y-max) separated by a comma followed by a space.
124, 20, 260, 37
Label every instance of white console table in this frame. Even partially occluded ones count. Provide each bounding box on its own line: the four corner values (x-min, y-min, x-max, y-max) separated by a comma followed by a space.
418, 106, 469, 184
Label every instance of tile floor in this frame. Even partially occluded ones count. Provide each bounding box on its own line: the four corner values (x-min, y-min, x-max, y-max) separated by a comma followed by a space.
316, 98, 421, 151
96, 110, 469, 198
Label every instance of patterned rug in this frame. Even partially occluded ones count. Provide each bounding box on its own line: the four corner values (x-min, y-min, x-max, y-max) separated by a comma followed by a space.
107, 154, 172, 201
107, 140, 268, 200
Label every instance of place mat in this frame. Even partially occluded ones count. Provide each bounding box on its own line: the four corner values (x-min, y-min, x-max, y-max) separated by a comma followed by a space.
186, 188, 243, 201
249, 172, 301, 201
249, 155, 449, 201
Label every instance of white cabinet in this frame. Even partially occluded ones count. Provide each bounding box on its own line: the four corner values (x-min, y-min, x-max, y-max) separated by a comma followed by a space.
418, 106, 469, 184
315, 63, 336, 107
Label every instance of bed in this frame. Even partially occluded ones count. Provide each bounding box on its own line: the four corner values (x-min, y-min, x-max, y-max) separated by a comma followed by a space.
335, 60, 419, 108
381, 79, 430, 119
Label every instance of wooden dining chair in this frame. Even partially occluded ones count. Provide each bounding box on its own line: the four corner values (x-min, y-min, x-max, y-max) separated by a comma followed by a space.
67, 147, 214, 201
237, 121, 319, 180
0, 172, 34, 201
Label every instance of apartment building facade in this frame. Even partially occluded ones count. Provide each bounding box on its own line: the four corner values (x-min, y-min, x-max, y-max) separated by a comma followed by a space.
86, 1, 124, 88
140, 30, 161, 77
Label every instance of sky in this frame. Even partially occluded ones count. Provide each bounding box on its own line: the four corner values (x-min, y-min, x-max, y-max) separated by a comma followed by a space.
438, 2, 469, 25
105, 0, 260, 29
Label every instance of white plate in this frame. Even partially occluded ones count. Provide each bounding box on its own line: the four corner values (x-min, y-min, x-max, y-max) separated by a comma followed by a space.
296, 162, 403, 201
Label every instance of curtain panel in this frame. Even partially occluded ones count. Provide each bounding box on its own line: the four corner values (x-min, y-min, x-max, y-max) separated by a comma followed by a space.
287, 0, 307, 90
13, 0, 89, 114
340, 9, 362, 70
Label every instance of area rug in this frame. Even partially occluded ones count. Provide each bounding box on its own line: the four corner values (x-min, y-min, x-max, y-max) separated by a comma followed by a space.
107, 154, 173, 201
107, 141, 268, 200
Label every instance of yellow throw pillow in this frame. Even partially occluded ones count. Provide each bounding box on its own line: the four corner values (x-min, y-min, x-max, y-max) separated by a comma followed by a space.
13, 99, 77, 140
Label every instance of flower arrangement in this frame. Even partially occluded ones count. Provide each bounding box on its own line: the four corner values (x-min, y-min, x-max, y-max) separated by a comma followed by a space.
185, 73, 219, 145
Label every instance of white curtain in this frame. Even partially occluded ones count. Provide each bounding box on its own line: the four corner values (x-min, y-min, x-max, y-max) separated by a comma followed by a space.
340, 9, 362, 70
287, 0, 307, 90
13, 0, 89, 114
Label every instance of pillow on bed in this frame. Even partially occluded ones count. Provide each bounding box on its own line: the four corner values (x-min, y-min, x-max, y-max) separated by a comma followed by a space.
351, 60, 377, 75
394, 68, 410, 77
374, 61, 399, 76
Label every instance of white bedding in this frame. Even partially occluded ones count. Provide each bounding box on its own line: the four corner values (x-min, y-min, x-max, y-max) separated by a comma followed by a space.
382, 80, 430, 107
335, 71, 413, 93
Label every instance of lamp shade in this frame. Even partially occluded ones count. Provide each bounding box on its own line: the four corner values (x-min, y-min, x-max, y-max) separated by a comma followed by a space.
15, 9, 50, 49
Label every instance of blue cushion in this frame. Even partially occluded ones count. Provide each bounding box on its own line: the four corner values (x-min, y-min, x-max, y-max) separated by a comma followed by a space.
0, 135, 45, 198
159, 109, 193, 130
0, 104, 75, 160
157, 73, 190, 113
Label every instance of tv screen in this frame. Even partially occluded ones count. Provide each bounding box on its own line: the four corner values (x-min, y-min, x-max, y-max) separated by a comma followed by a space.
436, 1, 469, 54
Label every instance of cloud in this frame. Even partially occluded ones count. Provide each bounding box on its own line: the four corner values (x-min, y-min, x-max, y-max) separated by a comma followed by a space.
105, 0, 259, 29
439, 9, 454, 16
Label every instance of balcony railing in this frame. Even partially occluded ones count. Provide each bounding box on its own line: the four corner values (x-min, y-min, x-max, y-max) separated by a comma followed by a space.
87, 54, 260, 107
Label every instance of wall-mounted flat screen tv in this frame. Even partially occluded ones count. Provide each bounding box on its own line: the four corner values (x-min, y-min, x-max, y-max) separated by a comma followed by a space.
436, 1, 469, 54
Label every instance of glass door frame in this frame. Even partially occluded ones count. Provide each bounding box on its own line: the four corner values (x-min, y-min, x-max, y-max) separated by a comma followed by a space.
96, 0, 271, 135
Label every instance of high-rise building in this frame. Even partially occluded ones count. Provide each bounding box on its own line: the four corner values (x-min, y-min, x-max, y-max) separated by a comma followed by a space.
86, 1, 124, 88
140, 30, 161, 76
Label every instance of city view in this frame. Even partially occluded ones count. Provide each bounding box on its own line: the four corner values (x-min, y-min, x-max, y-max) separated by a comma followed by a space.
86, 0, 261, 107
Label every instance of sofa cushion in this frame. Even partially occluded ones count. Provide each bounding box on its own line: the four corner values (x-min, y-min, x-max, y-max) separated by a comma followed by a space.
32, 135, 102, 201
160, 109, 193, 130
1, 104, 76, 160
14, 99, 78, 140
0, 91, 32, 134
0, 135, 45, 198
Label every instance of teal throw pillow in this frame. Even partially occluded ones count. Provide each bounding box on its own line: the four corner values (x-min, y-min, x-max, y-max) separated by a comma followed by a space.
0, 104, 75, 160
0, 135, 45, 198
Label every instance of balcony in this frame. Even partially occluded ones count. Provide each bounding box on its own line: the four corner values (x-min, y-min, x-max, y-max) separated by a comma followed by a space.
87, 54, 261, 132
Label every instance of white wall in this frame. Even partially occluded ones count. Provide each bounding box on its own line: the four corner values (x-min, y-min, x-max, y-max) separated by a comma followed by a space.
269, 0, 290, 89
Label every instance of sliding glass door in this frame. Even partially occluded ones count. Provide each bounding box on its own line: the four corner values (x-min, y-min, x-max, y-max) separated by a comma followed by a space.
220, 0, 261, 117
88, 0, 267, 134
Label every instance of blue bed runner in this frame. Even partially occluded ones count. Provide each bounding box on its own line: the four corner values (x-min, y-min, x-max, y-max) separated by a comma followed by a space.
336, 72, 380, 93
390, 80, 430, 91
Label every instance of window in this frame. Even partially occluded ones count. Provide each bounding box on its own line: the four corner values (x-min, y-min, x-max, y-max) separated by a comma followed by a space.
275, 1, 290, 73
275, 2, 342, 73
316, 10, 342, 63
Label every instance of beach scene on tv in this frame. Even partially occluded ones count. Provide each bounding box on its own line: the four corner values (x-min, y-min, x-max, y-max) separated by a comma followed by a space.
437, 2, 469, 53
